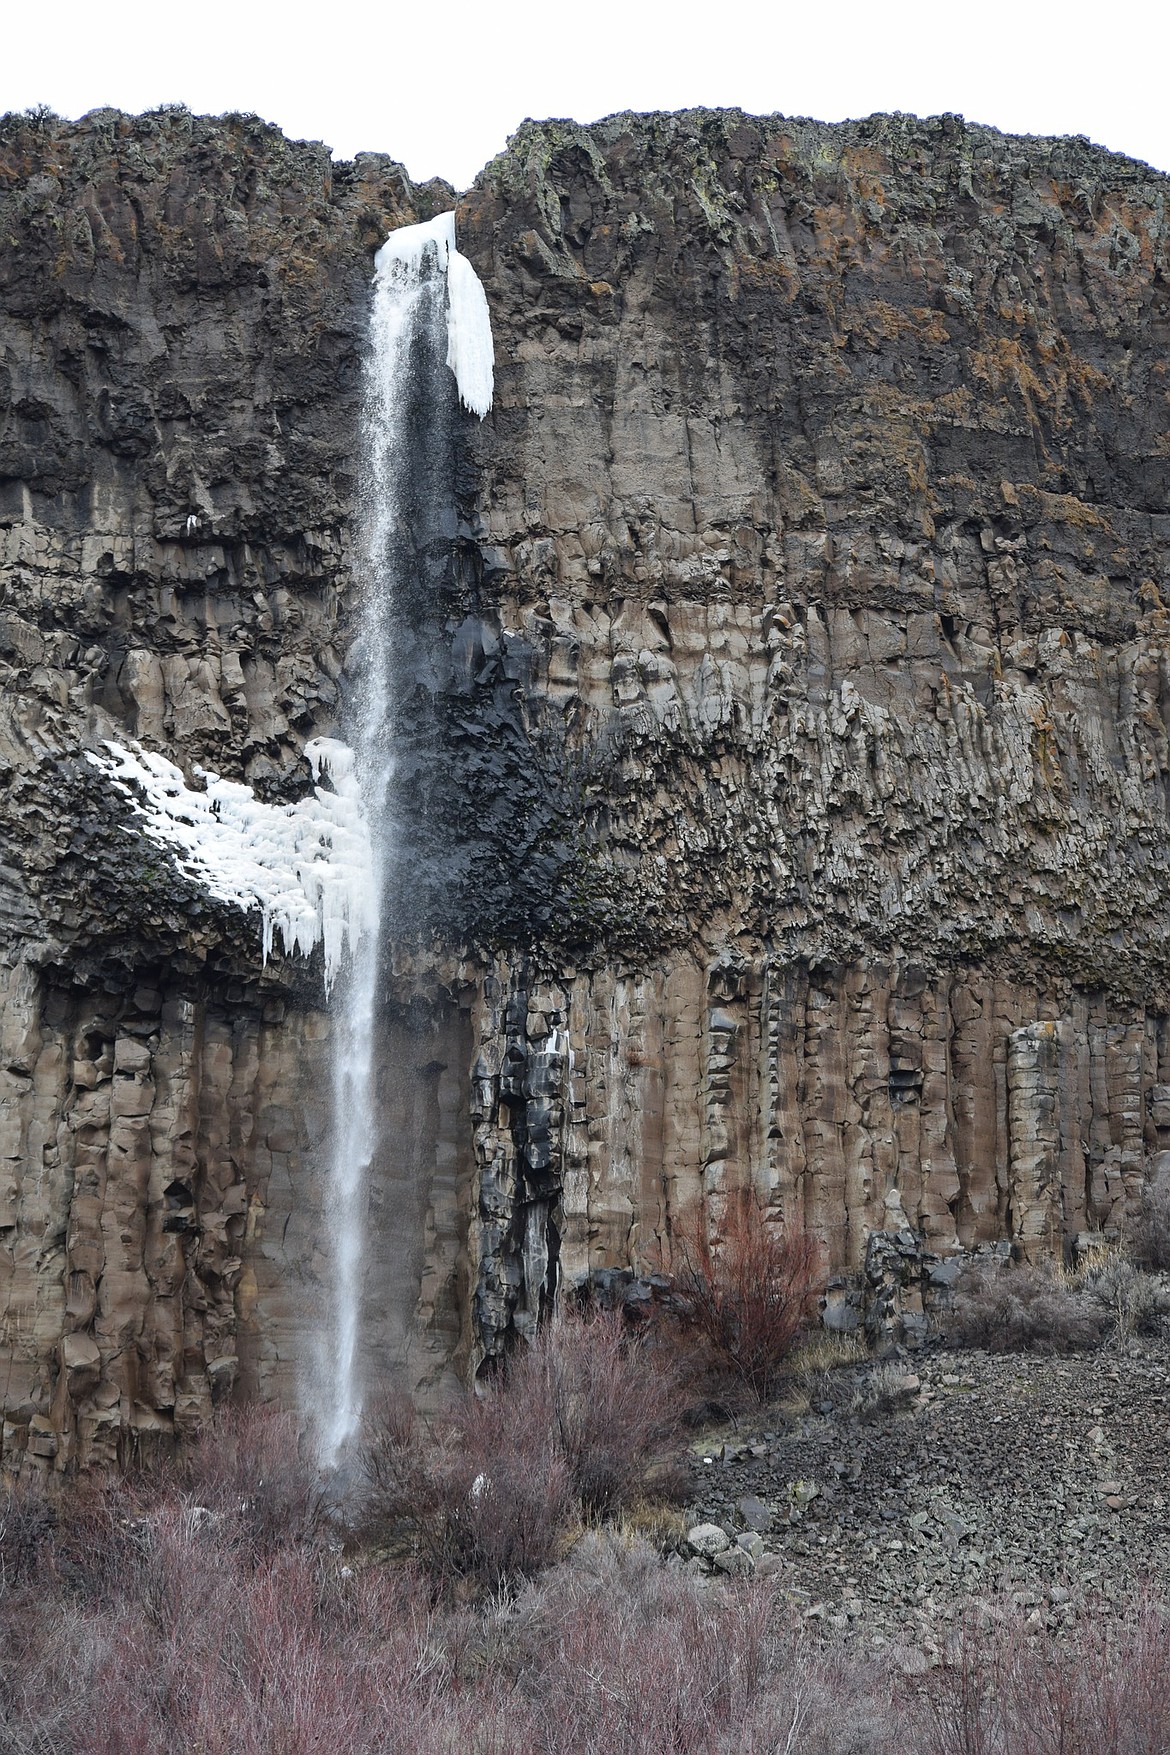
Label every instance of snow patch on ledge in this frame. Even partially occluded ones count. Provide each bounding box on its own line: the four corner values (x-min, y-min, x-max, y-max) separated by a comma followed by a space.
375, 212, 494, 418
86, 739, 376, 992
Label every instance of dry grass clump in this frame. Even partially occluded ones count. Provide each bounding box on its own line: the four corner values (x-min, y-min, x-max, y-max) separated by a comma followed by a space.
790, 1331, 869, 1378
941, 1259, 1111, 1353
610, 1499, 691, 1556
848, 1361, 921, 1422
665, 1195, 824, 1403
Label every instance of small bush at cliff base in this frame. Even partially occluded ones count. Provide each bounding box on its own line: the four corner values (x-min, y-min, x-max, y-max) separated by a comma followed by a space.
0, 1481, 56, 1586
363, 1388, 575, 1586
509, 1306, 681, 1518
665, 1197, 823, 1402
941, 1259, 1123, 1353
170, 1402, 326, 1556
361, 1309, 680, 1585
1076, 1251, 1169, 1339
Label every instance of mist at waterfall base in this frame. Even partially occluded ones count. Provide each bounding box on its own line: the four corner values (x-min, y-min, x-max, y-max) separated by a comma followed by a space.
315, 214, 493, 1468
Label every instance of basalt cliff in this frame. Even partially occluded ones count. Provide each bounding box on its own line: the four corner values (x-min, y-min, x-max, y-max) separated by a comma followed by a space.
2, 104, 1169, 1471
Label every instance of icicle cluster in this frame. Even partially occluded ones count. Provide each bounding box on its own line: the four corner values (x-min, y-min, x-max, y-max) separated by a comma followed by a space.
374, 212, 494, 418
86, 739, 375, 992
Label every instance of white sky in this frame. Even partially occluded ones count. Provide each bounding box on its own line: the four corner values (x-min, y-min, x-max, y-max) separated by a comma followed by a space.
4, 0, 1166, 191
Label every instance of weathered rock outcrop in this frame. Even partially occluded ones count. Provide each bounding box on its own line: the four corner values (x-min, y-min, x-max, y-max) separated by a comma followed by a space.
1, 103, 1169, 1467
459, 112, 1170, 1355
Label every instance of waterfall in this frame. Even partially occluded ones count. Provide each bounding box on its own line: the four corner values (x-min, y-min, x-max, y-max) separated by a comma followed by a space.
316, 212, 494, 1467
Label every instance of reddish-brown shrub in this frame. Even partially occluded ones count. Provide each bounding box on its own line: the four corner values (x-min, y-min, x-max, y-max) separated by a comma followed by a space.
41, 1476, 148, 1605
918, 1597, 1170, 1755
362, 1310, 680, 1584
171, 1401, 326, 1557
665, 1196, 823, 1402
36, 1467, 1170, 1755
362, 1387, 575, 1588
508, 1533, 903, 1755
506, 1307, 681, 1518
359, 1391, 439, 1549
0, 1480, 56, 1587
0, 1490, 522, 1755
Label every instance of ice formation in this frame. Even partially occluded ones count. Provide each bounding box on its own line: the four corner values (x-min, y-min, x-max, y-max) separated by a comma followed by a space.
86, 739, 375, 992
374, 212, 494, 418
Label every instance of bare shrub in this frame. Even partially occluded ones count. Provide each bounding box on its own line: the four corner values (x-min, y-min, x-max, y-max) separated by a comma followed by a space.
918, 1596, 1170, 1755
172, 1401, 325, 1556
517, 1537, 775, 1753
0, 1501, 511, 1755
359, 1391, 440, 1553
665, 1195, 823, 1401
508, 1533, 905, 1754
0, 1595, 124, 1755
51, 1463, 1170, 1755
442, 1393, 575, 1587
0, 1481, 56, 1587
508, 1308, 680, 1518
44, 1477, 150, 1606
941, 1260, 1109, 1353
1078, 1254, 1168, 1339
362, 1311, 679, 1586
362, 1387, 575, 1588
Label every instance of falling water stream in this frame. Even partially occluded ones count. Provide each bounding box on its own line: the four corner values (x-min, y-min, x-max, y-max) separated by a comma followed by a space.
316, 214, 494, 1466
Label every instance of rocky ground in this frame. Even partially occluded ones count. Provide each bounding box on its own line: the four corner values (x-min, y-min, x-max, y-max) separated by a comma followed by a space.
683, 1339, 1170, 1664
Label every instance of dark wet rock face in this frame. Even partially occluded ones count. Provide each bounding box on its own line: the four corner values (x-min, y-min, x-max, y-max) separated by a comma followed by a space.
2, 104, 1170, 1466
